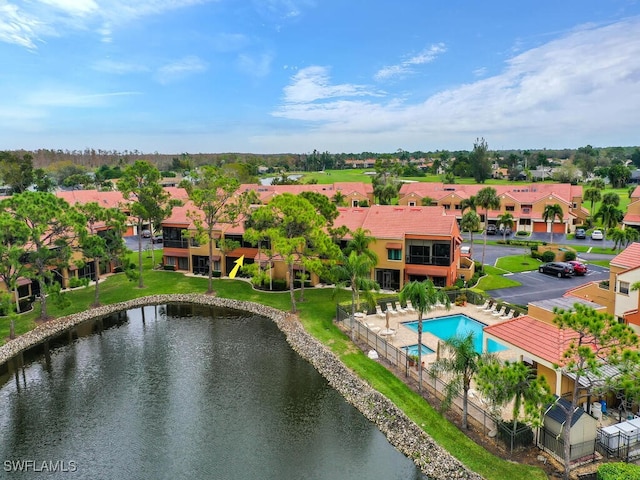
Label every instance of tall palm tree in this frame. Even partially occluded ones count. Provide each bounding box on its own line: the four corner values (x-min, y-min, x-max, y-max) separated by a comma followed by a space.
583, 187, 601, 214
611, 228, 627, 251
542, 203, 564, 244
497, 212, 515, 242
332, 251, 379, 340
460, 211, 480, 257
476, 187, 500, 268
345, 227, 378, 265
430, 332, 489, 430
625, 228, 640, 247
460, 195, 478, 215
399, 280, 450, 393
595, 204, 623, 230
601, 192, 620, 207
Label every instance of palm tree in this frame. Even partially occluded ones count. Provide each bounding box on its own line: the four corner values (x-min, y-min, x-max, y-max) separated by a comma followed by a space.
589, 178, 606, 190
625, 228, 640, 247
601, 192, 620, 207
421, 196, 434, 206
332, 251, 380, 340
345, 227, 378, 265
583, 187, 601, 213
595, 204, 623, 230
460, 211, 480, 256
497, 212, 515, 242
611, 228, 627, 251
542, 203, 564, 244
331, 191, 347, 206
399, 280, 450, 393
460, 195, 478, 215
430, 332, 489, 430
476, 187, 500, 268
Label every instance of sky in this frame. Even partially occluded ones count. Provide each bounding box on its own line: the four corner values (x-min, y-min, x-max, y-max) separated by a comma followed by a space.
2, 1, 640, 155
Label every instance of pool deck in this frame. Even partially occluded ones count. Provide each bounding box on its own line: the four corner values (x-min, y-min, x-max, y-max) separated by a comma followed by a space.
357, 304, 518, 363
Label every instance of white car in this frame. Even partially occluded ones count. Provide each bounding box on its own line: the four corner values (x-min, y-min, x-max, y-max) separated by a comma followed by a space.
591, 229, 604, 240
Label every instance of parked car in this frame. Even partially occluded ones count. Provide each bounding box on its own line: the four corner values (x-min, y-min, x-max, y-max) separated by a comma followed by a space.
539, 262, 574, 278
486, 224, 498, 235
141, 229, 151, 238
151, 235, 163, 244
567, 260, 587, 275
575, 228, 586, 239
591, 229, 604, 240
499, 226, 512, 236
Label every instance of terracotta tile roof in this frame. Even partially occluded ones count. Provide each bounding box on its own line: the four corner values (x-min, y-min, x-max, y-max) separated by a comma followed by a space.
623, 213, 640, 225
610, 242, 640, 269
56, 190, 125, 208
631, 185, 640, 199
484, 315, 580, 365
335, 205, 460, 239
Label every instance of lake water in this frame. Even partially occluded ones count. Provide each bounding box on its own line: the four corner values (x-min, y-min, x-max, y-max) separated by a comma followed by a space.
0, 304, 426, 480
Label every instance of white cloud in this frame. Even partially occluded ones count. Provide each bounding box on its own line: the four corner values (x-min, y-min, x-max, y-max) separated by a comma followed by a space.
281, 66, 381, 104
26, 88, 140, 108
92, 59, 149, 75
0, 0, 215, 49
374, 43, 446, 81
0, 3, 42, 49
155, 55, 208, 84
236, 52, 274, 78
272, 18, 640, 151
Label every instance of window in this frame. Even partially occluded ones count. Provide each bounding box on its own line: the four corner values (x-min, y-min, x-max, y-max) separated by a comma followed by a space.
352, 200, 359, 207
387, 249, 402, 261
408, 201, 416, 207
454, 204, 460, 210
442, 204, 451, 210
506, 205, 515, 212
619, 281, 630, 295
520, 219, 531, 226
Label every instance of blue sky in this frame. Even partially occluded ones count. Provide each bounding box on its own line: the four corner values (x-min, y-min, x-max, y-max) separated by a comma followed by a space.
2, 1, 640, 155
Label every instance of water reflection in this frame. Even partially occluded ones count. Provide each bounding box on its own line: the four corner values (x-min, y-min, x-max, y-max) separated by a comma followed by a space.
0, 304, 426, 480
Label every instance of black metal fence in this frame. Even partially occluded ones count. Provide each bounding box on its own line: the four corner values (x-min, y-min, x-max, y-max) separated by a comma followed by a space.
538, 427, 598, 464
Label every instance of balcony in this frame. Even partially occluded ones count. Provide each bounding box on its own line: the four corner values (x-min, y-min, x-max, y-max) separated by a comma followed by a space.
406, 255, 451, 266
163, 239, 190, 249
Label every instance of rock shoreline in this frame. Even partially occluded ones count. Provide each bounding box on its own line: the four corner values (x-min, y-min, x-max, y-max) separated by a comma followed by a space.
0, 294, 483, 480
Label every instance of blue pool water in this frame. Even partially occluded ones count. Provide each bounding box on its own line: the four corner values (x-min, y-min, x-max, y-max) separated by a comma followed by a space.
402, 344, 435, 356
403, 314, 506, 354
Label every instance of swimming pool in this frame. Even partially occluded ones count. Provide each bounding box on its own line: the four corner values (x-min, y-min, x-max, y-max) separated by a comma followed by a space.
403, 314, 506, 354
402, 344, 435, 357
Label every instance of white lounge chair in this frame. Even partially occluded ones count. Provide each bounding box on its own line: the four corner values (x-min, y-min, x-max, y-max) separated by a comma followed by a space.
394, 302, 407, 314
482, 301, 495, 312
486, 303, 501, 315
492, 305, 507, 317
375, 305, 385, 318
476, 299, 490, 310
500, 309, 515, 320
434, 299, 446, 309
386, 303, 398, 315
405, 300, 416, 312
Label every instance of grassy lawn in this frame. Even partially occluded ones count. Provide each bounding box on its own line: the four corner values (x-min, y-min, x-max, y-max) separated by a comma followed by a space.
496, 255, 541, 273
0, 256, 546, 480
476, 274, 521, 291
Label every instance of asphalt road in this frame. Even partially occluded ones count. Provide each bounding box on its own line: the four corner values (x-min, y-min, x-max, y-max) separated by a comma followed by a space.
469, 243, 612, 306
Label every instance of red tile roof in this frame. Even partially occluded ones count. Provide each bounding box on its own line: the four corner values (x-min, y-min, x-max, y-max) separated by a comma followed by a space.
610, 242, 640, 270
484, 315, 580, 365
335, 205, 461, 240
623, 213, 640, 226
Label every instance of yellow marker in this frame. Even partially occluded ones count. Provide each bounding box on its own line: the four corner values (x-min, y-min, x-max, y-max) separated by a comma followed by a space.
228, 255, 244, 279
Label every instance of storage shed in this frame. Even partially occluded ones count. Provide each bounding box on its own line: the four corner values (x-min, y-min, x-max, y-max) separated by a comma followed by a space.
538, 397, 598, 463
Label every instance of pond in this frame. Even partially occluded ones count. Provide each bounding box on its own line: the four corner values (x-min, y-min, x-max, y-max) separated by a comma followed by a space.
0, 304, 426, 480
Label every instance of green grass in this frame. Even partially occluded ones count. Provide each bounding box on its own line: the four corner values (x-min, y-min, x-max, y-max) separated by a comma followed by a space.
1, 259, 546, 480
476, 274, 521, 291
496, 255, 541, 273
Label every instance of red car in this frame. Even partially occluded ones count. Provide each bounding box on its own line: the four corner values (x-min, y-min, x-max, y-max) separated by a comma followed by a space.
568, 260, 588, 276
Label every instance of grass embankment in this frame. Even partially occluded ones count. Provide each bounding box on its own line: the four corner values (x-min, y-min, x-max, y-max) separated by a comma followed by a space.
1, 255, 546, 480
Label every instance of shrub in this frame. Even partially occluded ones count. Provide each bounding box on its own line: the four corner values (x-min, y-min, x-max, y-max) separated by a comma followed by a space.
272, 279, 287, 291
516, 230, 529, 236
563, 251, 577, 261
68, 277, 90, 289
541, 251, 556, 262
163, 264, 176, 271
598, 462, 640, 479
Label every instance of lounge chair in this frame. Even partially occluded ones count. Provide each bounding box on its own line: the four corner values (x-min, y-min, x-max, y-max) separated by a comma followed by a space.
500, 309, 515, 320
375, 305, 385, 318
476, 299, 490, 310
394, 302, 407, 314
405, 300, 416, 312
434, 299, 446, 309
486, 303, 501, 315
492, 305, 507, 317
482, 301, 495, 312
386, 303, 398, 315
